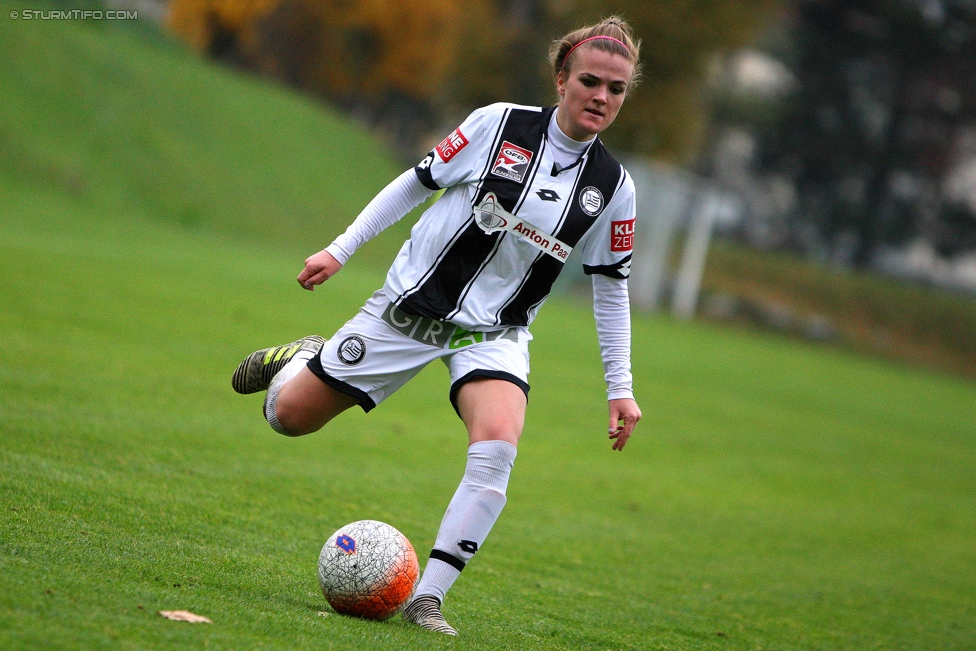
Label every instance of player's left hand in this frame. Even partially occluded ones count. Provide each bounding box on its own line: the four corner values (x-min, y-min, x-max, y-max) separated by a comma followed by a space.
607, 398, 641, 451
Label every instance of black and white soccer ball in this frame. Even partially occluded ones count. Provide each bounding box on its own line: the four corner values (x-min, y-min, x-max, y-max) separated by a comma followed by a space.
317, 520, 420, 620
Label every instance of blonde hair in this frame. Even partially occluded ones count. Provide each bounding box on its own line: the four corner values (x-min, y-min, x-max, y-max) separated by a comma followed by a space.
549, 16, 643, 88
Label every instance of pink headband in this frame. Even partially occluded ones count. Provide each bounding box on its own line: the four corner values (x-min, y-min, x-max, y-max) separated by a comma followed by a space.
562, 35, 629, 68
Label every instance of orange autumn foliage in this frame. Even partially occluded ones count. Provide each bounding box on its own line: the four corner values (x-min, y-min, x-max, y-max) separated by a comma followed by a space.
168, 0, 463, 102
168, 0, 280, 53
167, 0, 783, 160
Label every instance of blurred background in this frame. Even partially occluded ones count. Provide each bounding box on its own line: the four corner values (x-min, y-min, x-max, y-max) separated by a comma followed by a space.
7, 0, 976, 378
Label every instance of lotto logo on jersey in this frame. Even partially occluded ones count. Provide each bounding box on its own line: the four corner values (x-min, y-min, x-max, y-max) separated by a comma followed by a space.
436, 128, 469, 162
611, 219, 635, 252
491, 141, 534, 183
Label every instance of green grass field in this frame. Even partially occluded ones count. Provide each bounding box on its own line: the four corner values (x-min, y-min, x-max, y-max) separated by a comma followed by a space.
2, 10, 976, 651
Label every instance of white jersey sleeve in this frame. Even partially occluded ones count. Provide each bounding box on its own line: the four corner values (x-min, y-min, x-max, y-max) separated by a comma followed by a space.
577, 170, 636, 280
325, 170, 434, 265
592, 274, 634, 400
414, 105, 502, 191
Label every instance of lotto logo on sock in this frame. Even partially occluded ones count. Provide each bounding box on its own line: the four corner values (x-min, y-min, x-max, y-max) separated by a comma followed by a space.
457, 540, 479, 554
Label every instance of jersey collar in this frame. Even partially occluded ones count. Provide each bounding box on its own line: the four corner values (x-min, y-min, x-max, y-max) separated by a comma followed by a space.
543, 106, 600, 176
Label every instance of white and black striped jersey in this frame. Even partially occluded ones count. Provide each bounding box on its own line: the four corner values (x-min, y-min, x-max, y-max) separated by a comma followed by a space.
381, 102, 636, 329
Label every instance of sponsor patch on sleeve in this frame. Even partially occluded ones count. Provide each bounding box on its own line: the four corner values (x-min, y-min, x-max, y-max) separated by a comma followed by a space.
610, 219, 635, 252
435, 128, 469, 162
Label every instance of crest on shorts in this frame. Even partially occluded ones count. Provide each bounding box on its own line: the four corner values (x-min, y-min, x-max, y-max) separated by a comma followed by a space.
336, 336, 366, 365
490, 141, 534, 183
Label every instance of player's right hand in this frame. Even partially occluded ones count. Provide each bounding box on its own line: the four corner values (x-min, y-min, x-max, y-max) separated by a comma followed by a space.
297, 249, 343, 290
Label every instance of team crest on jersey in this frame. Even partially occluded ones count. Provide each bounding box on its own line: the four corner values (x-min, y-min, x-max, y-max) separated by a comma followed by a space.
611, 219, 635, 252
336, 336, 366, 365
580, 186, 604, 216
491, 141, 534, 183
436, 128, 468, 162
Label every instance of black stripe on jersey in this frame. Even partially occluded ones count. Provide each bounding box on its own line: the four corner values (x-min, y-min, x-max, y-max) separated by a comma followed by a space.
497, 144, 625, 326
446, 129, 549, 321
400, 107, 547, 320
395, 108, 511, 313
492, 160, 584, 326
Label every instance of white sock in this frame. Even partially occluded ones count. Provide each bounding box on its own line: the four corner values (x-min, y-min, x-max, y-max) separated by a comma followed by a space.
414, 440, 517, 603
263, 350, 316, 435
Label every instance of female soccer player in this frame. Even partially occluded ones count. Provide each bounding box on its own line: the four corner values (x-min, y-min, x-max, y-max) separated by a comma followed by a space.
232, 17, 642, 635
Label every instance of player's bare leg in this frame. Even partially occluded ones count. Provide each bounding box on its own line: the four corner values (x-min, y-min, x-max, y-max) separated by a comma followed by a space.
457, 378, 526, 447
404, 379, 525, 635
273, 368, 358, 436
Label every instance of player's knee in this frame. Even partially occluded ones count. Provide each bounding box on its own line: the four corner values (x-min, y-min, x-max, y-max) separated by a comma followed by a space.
470, 422, 522, 445
272, 395, 320, 437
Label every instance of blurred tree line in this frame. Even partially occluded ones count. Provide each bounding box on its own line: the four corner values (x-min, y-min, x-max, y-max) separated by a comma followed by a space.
167, 0, 976, 278
167, 0, 780, 161
709, 0, 976, 272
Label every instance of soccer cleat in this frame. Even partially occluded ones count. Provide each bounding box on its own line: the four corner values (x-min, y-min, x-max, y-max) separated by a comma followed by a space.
401, 595, 458, 636
231, 335, 325, 395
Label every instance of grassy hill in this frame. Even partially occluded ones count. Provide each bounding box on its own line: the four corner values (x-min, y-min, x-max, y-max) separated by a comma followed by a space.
0, 3, 412, 261
2, 9, 975, 651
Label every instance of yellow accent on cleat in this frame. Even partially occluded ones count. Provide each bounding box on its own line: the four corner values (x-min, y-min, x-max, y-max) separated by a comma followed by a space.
232, 336, 326, 395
